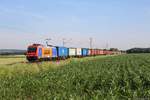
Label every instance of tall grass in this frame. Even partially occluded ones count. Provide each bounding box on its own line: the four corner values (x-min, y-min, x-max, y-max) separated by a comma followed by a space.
0, 54, 150, 99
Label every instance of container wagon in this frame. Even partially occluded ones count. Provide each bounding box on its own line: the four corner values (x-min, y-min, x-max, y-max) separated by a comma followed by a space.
82, 48, 89, 56
69, 48, 76, 57
76, 48, 82, 57
56, 47, 69, 59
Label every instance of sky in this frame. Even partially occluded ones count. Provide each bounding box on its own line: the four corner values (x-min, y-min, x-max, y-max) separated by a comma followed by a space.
0, 0, 150, 50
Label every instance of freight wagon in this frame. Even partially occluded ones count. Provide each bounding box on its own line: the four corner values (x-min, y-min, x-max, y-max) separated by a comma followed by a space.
89, 49, 94, 56
76, 48, 82, 57
57, 47, 68, 59
82, 48, 89, 56
52, 47, 57, 58
42, 47, 52, 60
69, 48, 76, 57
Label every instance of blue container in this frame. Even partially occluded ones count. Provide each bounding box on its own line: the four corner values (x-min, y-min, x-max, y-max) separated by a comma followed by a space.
52, 47, 57, 57
57, 47, 69, 57
38, 48, 42, 58
82, 48, 89, 56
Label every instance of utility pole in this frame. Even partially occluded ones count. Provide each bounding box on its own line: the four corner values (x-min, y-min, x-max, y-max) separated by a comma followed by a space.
89, 37, 93, 49
62, 38, 66, 47
105, 43, 109, 50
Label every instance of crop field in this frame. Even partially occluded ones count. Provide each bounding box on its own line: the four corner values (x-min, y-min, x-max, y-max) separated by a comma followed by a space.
0, 55, 26, 65
0, 54, 150, 99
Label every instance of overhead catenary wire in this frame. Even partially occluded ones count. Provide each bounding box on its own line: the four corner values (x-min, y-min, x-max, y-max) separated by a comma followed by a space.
62, 38, 72, 47
45, 38, 52, 46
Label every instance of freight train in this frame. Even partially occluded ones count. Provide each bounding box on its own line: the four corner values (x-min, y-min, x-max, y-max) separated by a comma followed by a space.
26, 44, 118, 62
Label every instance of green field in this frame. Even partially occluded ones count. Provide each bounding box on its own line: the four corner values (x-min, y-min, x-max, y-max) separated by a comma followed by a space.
0, 54, 150, 99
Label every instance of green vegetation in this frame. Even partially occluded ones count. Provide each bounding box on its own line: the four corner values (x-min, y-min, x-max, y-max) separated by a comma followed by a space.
0, 55, 25, 65
127, 48, 150, 53
0, 55, 110, 76
0, 54, 150, 99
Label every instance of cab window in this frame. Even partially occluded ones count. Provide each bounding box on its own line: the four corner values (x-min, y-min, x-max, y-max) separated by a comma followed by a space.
28, 47, 37, 53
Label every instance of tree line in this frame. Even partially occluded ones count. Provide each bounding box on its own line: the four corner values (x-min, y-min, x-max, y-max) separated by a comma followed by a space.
126, 48, 150, 53
0, 49, 26, 55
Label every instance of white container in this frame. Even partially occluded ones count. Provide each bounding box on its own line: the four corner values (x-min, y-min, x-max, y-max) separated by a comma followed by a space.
76, 48, 82, 56
69, 48, 76, 56
88, 49, 91, 55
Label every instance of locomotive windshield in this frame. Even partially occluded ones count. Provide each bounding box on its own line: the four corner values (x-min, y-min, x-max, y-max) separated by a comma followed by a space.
27, 47, 37, 53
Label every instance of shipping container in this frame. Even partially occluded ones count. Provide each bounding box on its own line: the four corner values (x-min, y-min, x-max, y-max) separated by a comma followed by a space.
107, 51, 113, 55
82, 48, 89, 56
88, 49, 91, 56
98, 49, 101, 55
90, 49, 95, 56
43, 47, 52, 58
103, 50, 107, 55
103, 50, 112, 55
57, 47, 69, 58
94, 49, 97, 55
69, 48, 76, 56
100, 50, 104, 55
98, 49, 100, 55
95, 49, 99, 55
52, 47, 57, 57
76, 48, 82, 56
89, 49, 93, 56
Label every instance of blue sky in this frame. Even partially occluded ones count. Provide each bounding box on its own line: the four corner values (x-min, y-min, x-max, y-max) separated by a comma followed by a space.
0, 0, 150, 50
